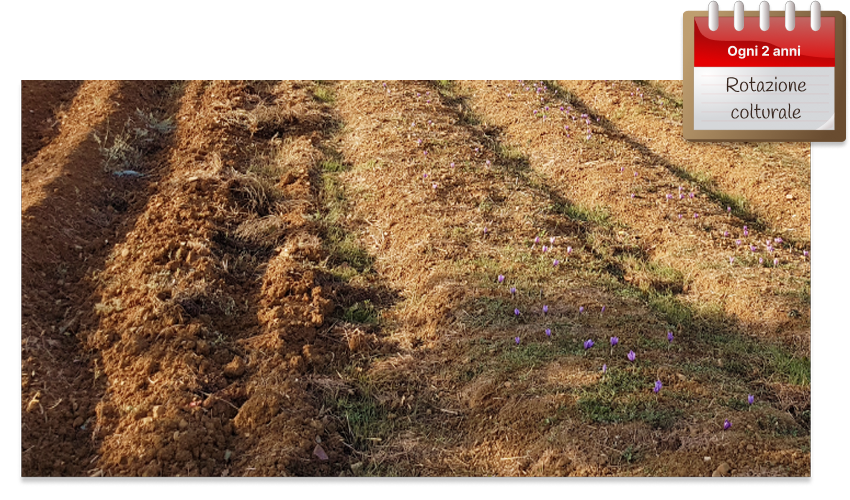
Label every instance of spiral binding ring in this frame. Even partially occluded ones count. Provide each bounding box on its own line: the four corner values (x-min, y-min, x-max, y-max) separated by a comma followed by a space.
708, 1, 720, 30
734, 1, 745, 30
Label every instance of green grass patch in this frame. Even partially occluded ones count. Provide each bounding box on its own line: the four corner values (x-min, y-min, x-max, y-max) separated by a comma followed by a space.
342, 300, 380, 324
329, 392, 392, 451
551, 202, 611, 226
313, 83, 336, 103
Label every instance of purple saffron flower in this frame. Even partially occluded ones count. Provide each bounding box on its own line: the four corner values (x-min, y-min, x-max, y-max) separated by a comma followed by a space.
724, 231, 730, 237
553, 259, 560, 267
678, 214, 682, 220
631, 194, 635, 198
498, 274, 505, 284
567, 246, 573, 254
545, 328, 551, 338
727, 206, 731, 213
515, 336, 520, 345
485, 160, 491, 167
667, 331, 674, 343
689, 192, 695, 199
653, 380, 663, 393
601, 305, 606, 314
483, 227, 488, 235
543, 305, 549, 314
627, 350, 636, 362
424, 150, 428, 156
750, 245, 757, 252
743, 226, 749, 236
666, 194, 673, 201
534, 236, 540, 244
550, 236, 556, 244
803, 250, 809, 257
759, 257, 764, 265
602, 364, 607, 373
774, 237, 783, 244
729, 256, 734, 264
423, 173, 428, 179
583, 339, 594, 350
432, 183, 437, 190
694, 213, 699, 219
514, 308, 520, 317
735, 239, 741, 246
542, 245, 548, 253
773, 258, 779, 266
634, 171, 638, 177
417, 138, 422, 145
579, 306, 585, 314
610, 336, 619, 347
510, 287, 517, 296
748, 394, 754, 405
723, 419, 731, 431
450, 162, 455, 168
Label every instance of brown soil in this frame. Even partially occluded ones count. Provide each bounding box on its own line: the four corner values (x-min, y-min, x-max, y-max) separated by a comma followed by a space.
21, 81, 810, 477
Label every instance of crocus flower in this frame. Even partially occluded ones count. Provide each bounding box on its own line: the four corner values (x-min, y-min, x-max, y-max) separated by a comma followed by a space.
423, 173, 428, 179
483, 227, 488, 235
627, 350, 636, 362
610, 336, 619, 347
773, 258, 779, 266
601, 305, 606, 314
579, 306, 584, 314
514, 308, 520, 317
432, 183, 437, 189
735, 240, 741, 246
727, 206, 731, 213
602, 364, 607, 373
567, 246, 572, 254
653, 380, 662, 393
550, 237, 556, 244
729, 256, 734, 264
774, 237, 783, 244
803, 250, 809, 257
743, 226, 749, 236
553, 259, 560, 267
724, 231, 729, 237
748, 394, 754, 405
485, 160, 491, 167
534, 236, 540, 244
723, 419, 731, 431
510, 287, 516, 296
750, 245, 757, 252
450, 162, 455, 168
542, 245, 548, 252
667, 331, 674, 343
694, 213, 699, 219
424, 150, 428, 156
498, 275, 505, 284
545, 328, 551, 338
689, 192, 695, 199
543, 305, 549, 314
515, 336, 520, 345
678, 214, 682, 220
759, 257, 764, 265
583, 339, 594, 350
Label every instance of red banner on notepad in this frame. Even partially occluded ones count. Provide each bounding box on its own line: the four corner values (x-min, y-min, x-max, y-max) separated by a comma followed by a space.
694, 16, 835, 67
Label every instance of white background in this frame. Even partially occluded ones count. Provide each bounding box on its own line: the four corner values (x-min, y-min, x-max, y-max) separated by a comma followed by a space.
2, 0, 847, 498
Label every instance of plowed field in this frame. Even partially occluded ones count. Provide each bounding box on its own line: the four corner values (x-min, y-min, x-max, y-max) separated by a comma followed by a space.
21, 80, 810, 477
